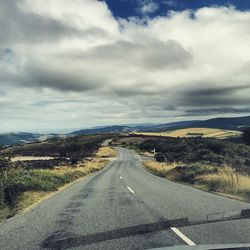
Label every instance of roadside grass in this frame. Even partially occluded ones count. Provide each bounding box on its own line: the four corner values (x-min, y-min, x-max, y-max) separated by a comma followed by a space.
0, 207, 10, 222
0, 146, 116, 221
198, 169, 250, 199
16, 191, 52, 211
143, 160, 250, 202
95, 146, 117, 158
143, 161, 177, 177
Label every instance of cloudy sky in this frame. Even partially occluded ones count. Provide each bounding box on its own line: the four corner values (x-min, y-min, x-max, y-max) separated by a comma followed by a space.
0, 0, 250, 133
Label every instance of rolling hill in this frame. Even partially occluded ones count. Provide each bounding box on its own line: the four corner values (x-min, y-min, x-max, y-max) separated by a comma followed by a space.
1, 116, 250, 146
191, 116, 250, 130
0, 132, 39, 146
70, 116, 250, 136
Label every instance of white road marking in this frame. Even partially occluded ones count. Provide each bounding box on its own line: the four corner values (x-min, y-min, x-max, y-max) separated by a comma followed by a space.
126, 186, 135, 194
120, 176, 123, 180
170, 227, 196, 246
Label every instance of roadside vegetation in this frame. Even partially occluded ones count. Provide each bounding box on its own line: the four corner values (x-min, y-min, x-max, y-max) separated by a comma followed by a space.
144, 161, 250, 201
0, 134, 116, 221
114, 131, 250, 202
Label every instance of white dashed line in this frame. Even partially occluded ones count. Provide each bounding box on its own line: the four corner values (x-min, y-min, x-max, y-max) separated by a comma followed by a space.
170, 227, 196, 246
126, 186, 135, 194
120, 176, 123, 180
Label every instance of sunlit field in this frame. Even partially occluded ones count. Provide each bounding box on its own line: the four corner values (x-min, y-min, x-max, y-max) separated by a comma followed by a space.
133, 128, 241, 139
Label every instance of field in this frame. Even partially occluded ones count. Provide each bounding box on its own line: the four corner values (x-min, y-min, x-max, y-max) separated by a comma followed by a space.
11, 156, 55, 162
133, 127, 241, 139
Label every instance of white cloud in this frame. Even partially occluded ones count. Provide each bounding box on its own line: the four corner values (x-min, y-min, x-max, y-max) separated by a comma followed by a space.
163, 0, 177, 7
137, 0, 159, 15
0, 1, 250, 132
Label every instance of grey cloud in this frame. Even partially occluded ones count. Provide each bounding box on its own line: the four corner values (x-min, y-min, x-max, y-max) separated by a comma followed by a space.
185, 107, 250, 116
178, 84, 250, 107
69, 39, 193, 70
0, 0, 81, 45
13, 38, 192, 93
24, 62, 100, 92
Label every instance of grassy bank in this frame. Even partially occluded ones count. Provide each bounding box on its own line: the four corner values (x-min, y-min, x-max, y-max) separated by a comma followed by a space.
0, 146, 116, 221
143, 160, 250, 202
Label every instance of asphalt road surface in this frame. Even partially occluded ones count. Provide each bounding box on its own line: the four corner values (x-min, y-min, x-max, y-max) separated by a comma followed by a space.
1, 147, 250, 250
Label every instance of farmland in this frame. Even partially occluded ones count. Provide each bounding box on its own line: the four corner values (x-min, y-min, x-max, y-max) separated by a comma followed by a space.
133, 127, 241, 139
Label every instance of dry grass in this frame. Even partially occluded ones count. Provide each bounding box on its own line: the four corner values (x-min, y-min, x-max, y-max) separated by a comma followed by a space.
0, 207, 10, 221
143, 160, 178, 177
134, 128, 241, 139
95, 146, 117, 158
199, 168, 250, 194
17, 191, 53, 211
51, 146, 116, 176
143, 160, 250, 202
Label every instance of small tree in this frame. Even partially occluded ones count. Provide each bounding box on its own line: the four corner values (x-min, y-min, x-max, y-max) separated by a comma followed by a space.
242, 127, 250, 145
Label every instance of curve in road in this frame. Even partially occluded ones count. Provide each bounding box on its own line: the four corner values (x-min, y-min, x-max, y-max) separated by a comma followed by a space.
0, 147, 250, 250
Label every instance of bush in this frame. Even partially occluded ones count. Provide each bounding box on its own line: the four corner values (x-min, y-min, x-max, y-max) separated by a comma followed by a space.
244, 159, 250, 166
155, 153, 165, 162
137, 136, 250, 170
0, 158, 10, 170
0, 174, 5, 207
242, 127, 250, 145
0, 167, 87, 210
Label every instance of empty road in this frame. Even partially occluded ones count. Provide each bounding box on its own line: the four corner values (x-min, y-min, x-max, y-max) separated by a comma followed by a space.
1, 147, 250, 250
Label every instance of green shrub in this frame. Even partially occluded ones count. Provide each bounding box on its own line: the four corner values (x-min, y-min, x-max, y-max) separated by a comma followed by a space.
155, 153, 165, 162
138, 136, 250, 170
242, 127, 250, 145
0, 167, 88, 209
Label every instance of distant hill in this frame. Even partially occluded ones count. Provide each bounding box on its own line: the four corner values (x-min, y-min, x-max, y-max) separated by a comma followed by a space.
142, 120, 201, 132
2, 115, 250, 146
191, 116, 250, 131
0, 132, 62, 147
145, 116, 250, 132
70, 116, 250, 136
0, 132, 39, 146
70, 121, 201, 136
70, 125, 133, 136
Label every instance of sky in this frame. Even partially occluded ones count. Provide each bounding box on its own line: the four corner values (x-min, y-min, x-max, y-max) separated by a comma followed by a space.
0, 0, 250, 133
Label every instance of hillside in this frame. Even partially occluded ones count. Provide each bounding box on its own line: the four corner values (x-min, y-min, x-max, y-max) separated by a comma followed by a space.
1, 116, 250, 146
70, 116, 250, 136
144, 116, 250, 132
191, 116, 250, 131
0, 133, 65, 147
0, 132, 39, 146
70, 125, 133, 136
